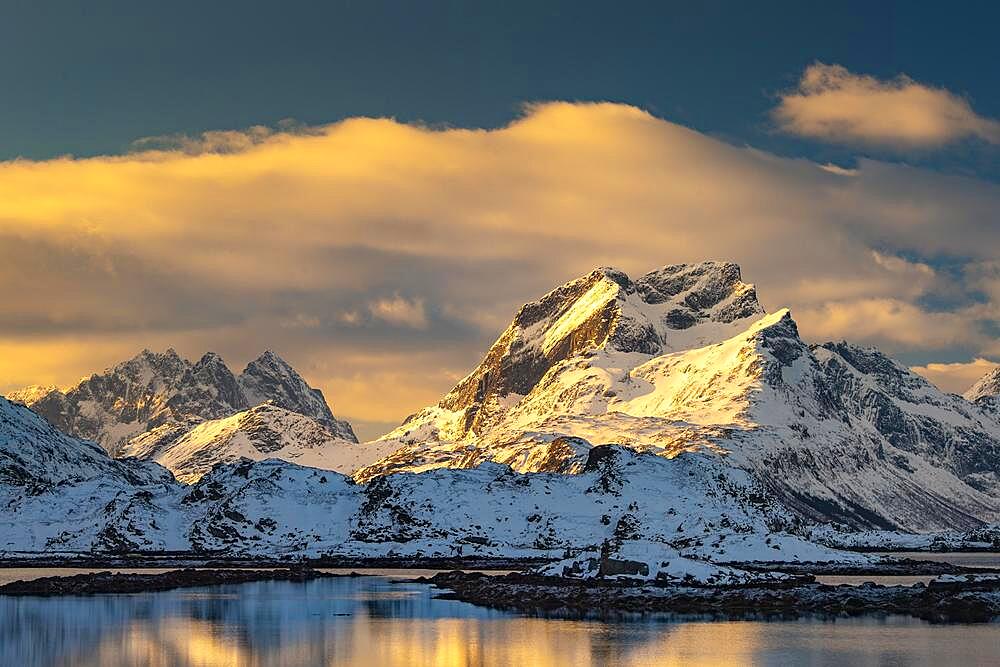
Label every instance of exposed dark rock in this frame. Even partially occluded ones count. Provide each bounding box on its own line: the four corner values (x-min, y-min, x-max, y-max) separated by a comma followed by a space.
425, 571, 1000, 623
9, 348, 357, 456
434, 262, 763, 440
0, 567, 337, 596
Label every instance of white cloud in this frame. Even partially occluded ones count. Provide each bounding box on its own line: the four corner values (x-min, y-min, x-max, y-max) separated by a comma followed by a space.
794, 298, 982, 351
339, 310, 363, 326
774, 63, 1000, 148
368, 295, 428, 329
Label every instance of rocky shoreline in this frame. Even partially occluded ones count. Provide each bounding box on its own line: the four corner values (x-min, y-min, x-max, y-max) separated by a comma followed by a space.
4, 560, 1000, 623
0, 567, 342, 596
0, 555, 543, 570
733, 558, 995, 576
1, 554, 994, 575
421, 571, 1000, 623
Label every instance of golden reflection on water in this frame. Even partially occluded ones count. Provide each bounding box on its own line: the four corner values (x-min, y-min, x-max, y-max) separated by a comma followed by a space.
83, 620, 250, 667
6, 575, 1000, 666
83, 613, 772, 667
77, 612, 1000, 667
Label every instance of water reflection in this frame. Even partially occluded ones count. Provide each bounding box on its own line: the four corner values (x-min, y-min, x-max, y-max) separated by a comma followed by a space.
2, 576, 999, 666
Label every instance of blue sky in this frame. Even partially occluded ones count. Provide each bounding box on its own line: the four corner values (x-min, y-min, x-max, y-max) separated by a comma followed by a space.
3, 1, 998, 177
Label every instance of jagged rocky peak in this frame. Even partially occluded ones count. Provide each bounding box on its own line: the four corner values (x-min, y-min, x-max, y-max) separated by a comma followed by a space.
166, 351, 246, 422
434, 261, 764, 436
8, 347, 357, 452
633, 261, 763, 328
112, 348, 189, 388
238, 350, 357, 442
5, 384, 60, 406
13, 348, 201, 452
965, 366, 1000, 403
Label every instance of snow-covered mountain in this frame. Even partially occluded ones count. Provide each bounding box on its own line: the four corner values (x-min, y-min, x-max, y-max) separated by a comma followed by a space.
6, 349, 358, 480
239, 351, 356, 440
965, 367, 1000, 413
120, 402, 388, 484
8, 260, 1000, 547
364, 263, 763, 476
361, 262, 1000, 531
0, 396, 167, 489
403, 263, 762, 442
0, 397, 182, 552
1, 395, 850, 569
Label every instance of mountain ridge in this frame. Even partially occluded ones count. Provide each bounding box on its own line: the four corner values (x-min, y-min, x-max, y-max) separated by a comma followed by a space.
1, 394, 852, 571
5, 348, 359, 482
9, 260, 1000, 534
360, 262, 1000, 531
6, 348, 356, 451
966, 366, 1000, 404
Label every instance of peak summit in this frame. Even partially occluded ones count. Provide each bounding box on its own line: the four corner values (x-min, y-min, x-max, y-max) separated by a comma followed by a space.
965, 366, 1000, 403
432, 261, 764, 437
258, 349, 282, 362
10, 347, 357, 450
238, 351, 357, 442
195, 351, 227, 366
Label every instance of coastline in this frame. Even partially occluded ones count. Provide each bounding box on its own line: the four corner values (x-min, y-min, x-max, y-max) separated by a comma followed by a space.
420, 571, 1000, 623
2, 553, 997, 576
4, 555, 1000, 624
0, 567, 343, 596
0, 554, 547, 571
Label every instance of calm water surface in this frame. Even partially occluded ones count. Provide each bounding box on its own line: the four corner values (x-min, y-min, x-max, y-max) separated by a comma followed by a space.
2, 568, 999, 667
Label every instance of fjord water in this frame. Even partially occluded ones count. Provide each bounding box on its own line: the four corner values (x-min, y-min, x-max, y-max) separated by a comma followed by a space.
3, 572, 999, 667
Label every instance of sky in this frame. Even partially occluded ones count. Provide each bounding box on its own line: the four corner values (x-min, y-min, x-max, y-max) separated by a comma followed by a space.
1, 1, 998, 439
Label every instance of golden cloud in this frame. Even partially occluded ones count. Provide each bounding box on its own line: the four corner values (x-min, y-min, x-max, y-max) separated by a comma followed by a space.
1, 102, 999, 435
774, 63, 1000, 148
911, 358, 999, 395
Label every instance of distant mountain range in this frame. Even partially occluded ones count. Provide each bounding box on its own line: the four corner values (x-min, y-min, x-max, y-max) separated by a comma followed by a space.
7, 349, 362, 482
5, 260, 1000, 560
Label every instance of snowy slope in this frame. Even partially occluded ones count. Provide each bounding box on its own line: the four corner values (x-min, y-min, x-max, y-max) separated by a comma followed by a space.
1, 396, 857, 568
0, 397, 185, 552
361, 263, 1000, 531
239, 351, 356, 440
6, 349, 356, 455
0, 397, 156, 487
965, 367, 1000, 422
121, 403, 389, 483
391, 263, 763, 445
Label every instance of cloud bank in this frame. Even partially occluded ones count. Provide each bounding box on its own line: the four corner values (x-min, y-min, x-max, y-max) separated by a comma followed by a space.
2, 102, 999, 436
774, 63, 1000, 148
910, 358, 999, 395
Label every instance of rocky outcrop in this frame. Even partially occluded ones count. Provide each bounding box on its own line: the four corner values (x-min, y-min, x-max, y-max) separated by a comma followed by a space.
0, 568, 335, 596
121, 402, 365, 483
966, 367, 1000, 404
384, 262, 763, 445
7, 349, 357, 454
368, 263, 1000, 532
426, 570, 1000, 623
